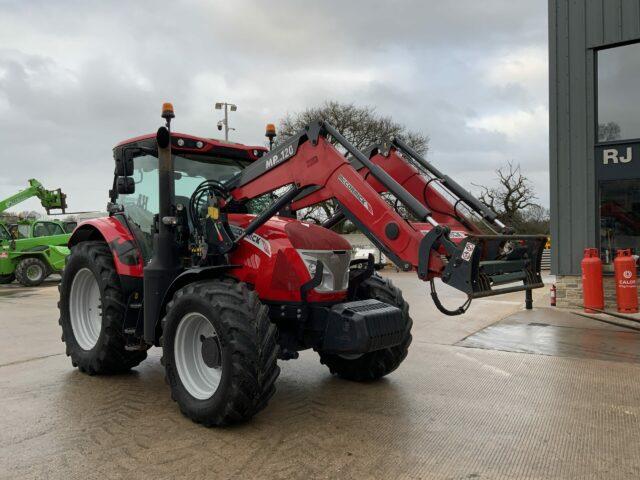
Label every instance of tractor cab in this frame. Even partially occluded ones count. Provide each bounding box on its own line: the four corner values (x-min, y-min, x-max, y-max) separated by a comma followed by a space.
111, 134, 268, 262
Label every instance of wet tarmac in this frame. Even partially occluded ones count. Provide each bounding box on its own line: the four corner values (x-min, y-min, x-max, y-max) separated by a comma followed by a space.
458, 308, 640, 363
2, 274, 640, 479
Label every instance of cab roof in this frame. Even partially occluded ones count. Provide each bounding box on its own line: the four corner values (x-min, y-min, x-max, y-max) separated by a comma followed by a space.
115, 132, 268, 162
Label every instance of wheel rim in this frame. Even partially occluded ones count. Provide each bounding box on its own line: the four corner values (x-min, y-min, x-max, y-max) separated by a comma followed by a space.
26, 264, 43, 282
69, 268, 102, 350
174, 313, 222, 400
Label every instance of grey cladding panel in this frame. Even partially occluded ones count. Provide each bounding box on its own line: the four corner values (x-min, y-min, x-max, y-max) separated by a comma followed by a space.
549, 0, 640, 274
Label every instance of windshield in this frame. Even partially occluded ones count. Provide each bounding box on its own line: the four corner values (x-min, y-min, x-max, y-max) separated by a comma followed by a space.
122, 153, 246, 216
33, 222, 65, 237
118, 153, 250, 261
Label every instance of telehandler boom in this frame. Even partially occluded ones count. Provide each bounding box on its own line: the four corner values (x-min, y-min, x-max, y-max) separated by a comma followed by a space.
0, 179, 67, 215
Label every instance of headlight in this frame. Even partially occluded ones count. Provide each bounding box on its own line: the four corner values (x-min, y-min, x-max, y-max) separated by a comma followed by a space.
297, 249, 351, 292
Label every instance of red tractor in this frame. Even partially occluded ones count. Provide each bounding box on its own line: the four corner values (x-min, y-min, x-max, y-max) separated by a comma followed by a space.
58, 104, 545, 426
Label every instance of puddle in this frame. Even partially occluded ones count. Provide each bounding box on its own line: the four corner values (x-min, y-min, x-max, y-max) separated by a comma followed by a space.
457, 321, 640, 364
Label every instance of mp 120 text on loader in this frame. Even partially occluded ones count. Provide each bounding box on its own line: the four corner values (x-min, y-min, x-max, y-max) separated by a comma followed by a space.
58, 104, 545, 426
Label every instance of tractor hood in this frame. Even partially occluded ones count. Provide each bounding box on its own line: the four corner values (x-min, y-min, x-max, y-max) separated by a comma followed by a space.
227, 214, 352, 303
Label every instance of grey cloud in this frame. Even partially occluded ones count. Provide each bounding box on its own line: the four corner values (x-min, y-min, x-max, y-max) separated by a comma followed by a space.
0, 0, 549, 211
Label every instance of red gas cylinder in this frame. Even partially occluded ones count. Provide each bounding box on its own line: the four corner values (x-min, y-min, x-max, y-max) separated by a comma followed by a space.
614, 249, 638, 313
550, 284, 556, 307
581, 248, 604, 313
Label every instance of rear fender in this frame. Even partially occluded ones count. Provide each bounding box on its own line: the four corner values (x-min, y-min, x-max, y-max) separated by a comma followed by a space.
69, 217, 144, 277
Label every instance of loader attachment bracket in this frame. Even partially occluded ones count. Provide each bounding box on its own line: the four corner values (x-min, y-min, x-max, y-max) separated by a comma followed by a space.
441, 234, 546, 299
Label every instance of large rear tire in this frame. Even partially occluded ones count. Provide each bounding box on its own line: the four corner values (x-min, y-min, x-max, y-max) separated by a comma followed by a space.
318, 273, 412, 381
58, 241, 147, 374
15, 257, 48, 286
161, 279, 280, 426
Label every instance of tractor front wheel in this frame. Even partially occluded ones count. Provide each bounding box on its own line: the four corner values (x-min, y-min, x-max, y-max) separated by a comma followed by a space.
0, 273, 15, 284
58, 241, 147, 374
318, 273, 413, 381
161, 279, 280, 427
15, 257, 48, 286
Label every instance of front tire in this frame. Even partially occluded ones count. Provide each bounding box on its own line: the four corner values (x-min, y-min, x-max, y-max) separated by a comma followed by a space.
0, 273, 15, 284
318, 273, 412, 381
161, 279, 280, 427
15, 257, 48, 286
58, 241, 147, 374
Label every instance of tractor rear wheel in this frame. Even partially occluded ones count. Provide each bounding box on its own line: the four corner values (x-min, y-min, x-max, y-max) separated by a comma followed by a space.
161, 279, 280, 427
318, 273, 412, 381
58, 241, 147, 374
0, 273, 15, 284
15, 257, 48, 286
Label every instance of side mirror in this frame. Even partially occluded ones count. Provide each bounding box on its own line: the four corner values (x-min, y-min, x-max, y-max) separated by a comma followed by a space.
114, 149, 136, 176
116, 176, 135, 195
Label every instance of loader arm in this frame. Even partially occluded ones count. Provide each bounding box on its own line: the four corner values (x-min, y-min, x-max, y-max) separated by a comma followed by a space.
291, 139, 506, 236
290, 145, 481, 235
226, 121, 545, 303
227, 122, 446, 277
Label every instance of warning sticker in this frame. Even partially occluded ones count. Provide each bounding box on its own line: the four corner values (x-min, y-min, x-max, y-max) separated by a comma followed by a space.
461, 242, 476, 262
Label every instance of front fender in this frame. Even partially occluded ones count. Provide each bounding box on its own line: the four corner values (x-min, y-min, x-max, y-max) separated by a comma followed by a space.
69, 217, 144, 277
150, 265, 240, 344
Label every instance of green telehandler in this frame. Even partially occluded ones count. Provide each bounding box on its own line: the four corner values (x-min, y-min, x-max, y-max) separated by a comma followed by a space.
0, 179, 71, 286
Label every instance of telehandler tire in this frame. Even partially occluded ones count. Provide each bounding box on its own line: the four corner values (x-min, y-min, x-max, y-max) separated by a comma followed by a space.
161, 278, 280, 427
15, 257, 48, 286
318, 273, 412, 381
58, 241, 147, 374
0, 274, 15, 284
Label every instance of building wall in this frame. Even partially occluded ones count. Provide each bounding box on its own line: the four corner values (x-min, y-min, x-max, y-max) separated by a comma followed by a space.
555, 274, 625, 309
549, 0, 640, 275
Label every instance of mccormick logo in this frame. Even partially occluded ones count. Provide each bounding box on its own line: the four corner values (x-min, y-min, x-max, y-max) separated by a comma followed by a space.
229, 225, 272, 257
338, 175, 373, 215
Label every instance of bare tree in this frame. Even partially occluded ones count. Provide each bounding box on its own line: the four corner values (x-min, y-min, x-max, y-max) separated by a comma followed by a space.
476, 162, 535, 217
277, 101, 429, 229
475, 161, 548, 234
279, 101, 429, 155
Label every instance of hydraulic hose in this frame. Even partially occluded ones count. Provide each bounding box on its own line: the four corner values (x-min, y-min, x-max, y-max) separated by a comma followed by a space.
429, 279, 472, 316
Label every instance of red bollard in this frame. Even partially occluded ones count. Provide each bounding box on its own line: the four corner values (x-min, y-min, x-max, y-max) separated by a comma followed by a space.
581, 248, 604, 313
614, 249, 638, 313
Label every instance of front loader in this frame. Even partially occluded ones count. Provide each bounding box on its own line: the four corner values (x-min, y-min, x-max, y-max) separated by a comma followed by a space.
58, 104, 545, 426
291, 136, 545, 313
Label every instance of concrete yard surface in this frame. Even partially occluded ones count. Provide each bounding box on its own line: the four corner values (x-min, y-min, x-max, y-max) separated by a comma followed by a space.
1, 273, 640, 479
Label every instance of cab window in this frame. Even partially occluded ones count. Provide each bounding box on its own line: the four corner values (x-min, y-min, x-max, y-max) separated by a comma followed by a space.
117, 152, 248, 263
33, 222, 65, 237
17, 224, 30, 238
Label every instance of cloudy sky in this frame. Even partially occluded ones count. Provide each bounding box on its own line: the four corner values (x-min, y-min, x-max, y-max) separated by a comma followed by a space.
0, 0, 548, 215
